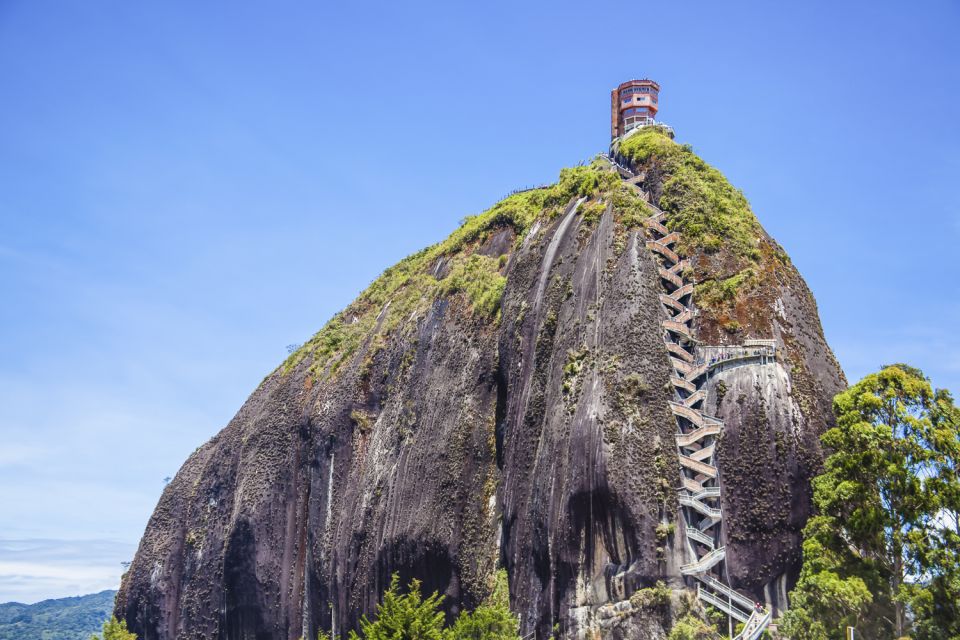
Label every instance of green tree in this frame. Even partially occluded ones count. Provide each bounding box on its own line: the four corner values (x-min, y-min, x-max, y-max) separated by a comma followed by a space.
447, 605, 517, 640
347, 572, 520, 640
348, 575, 446, 640
91, 617, 136, 640
447, 569, 517, 640
782, 365, 960, 639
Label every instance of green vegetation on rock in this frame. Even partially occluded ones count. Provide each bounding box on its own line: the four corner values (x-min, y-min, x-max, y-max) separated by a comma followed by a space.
617, 127, 765, 318
666, 613, 716, 640
781, 364, 960, 640
442, 254, 507, 320
617, 128, 761, 262
284, 164, 619, 380
693, 269, 755, 311
629, 581, 671, 610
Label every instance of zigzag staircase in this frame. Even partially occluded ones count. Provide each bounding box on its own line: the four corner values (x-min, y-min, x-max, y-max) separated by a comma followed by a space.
611, 158, 774, 640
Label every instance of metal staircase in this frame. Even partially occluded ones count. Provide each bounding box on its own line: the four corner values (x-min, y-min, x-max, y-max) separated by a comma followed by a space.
609, 158, 775, 640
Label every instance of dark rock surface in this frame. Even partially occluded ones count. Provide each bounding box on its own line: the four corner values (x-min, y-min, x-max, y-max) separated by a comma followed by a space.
116, 161, 844, 640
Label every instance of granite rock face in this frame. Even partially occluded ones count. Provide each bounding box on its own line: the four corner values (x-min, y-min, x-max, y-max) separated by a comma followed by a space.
116, 156, 844, 640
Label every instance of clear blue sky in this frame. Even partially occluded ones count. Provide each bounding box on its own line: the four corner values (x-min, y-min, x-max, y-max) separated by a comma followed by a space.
1, 0, 957, 604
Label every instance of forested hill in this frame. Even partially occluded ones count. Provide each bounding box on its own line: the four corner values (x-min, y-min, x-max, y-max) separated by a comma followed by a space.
0, 590, 116, 640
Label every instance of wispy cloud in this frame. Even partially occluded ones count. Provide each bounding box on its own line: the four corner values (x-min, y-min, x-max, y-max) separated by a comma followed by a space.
0, 539, 135, 604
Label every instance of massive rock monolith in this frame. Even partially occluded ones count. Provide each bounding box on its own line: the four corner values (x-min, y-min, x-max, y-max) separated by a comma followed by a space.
116, 127, 844, 640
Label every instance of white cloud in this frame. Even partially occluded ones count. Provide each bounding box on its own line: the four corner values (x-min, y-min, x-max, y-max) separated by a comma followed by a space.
0, 539, 135, 604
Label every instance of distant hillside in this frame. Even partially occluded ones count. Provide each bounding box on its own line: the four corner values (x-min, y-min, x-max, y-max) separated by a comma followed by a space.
0, 590, 115, 640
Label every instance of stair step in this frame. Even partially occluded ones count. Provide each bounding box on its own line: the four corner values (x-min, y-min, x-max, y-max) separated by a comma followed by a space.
687, 444, 715, 462
666, 342, 695, 363
646, 240, 680, 264
660, 294, 686, 313
679, 455, 717, 478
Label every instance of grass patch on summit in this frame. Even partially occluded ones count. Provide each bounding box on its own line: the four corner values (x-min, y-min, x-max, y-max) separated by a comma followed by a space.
618, 127, 762, 263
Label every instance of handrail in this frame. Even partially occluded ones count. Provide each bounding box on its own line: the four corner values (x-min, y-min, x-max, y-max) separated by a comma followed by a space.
695, 347, 776, 367
735, 610, 772, 640
678, 455, 718, 478
697, 575, 756, 611
669, 402, 705, 427
663, 320, 693, 339
645, 218, 670, 235
659, 267, 684, 289
680, 546, 725, 574
671, 376, 697, 394
660, 294, 686, 313
670, 283, 694, 300
646, 240, 680, 264
666, 342, 695, 363
697, 586, 750, 623
686, 444, 716, 463
614, 120, 675, 143
685, 486, 721, 500
685, 527, 715, 550
679, 493, 722, 519
678, 389, 705, 407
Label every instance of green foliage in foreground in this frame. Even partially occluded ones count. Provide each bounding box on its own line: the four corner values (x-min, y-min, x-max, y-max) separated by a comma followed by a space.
0, 590, 116, 640
781, 365, 960, 640
284, 163, 619, 380
91, 616, 136, 640
617, 127, 761, 263
666, 613, 715, 640
333, 571, 519, 640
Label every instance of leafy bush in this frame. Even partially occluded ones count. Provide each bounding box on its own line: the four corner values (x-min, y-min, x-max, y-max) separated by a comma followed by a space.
348, 575, 446, 640
629, 581, 671, 610
442, 255, 507, 319
92, 617, 136, 640
562, 347, 589, 395
694, 269, 755, 312
666, 613, 716, 640
617, 128, 761, 263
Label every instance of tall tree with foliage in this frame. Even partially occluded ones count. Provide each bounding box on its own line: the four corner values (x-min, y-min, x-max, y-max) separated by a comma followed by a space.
781, 365, 960, 640
344, 571, 520, 640
347, 575, 447, 640
91, 617, 137, 640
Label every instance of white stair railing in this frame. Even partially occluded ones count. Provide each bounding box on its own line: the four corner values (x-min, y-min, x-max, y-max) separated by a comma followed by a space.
621, 168, 772, 640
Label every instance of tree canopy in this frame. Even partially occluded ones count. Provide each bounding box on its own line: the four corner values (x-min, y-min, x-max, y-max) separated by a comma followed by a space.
781, 364, 960, 640
91, 617, 137, 640
338, 571, 519, 640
